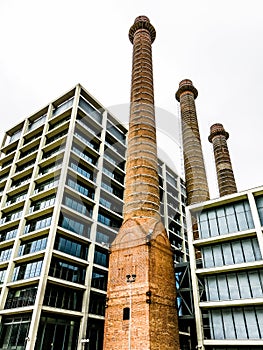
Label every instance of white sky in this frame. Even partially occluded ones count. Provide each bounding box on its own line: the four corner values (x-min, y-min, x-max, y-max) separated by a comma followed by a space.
1, 0, 263, 199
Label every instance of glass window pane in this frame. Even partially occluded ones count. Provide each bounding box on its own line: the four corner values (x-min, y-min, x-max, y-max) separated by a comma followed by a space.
248, 271, 263, 298
232, 241, 244, 264
208, 210, 219, 237
252, 238, 262, 260
222, 308, 235, 339
202, 247, 214, 268
237, 272, 251, 299
226, 205, 238, 233
244, 307, 260, 339
216, 207, 228, 235
235, 202, 248, 231
217, 274, 229, 300
233, 308, 247, 339
244, 201, 254, 229
212, 245, 223, 267
227, 273, 240, 300
199, 212, 209, 239
206, 276, 219, 301
255, 306, 263, 338
242, 238, 257, 263
210, 309, 224, 339
222, 243, 234, 265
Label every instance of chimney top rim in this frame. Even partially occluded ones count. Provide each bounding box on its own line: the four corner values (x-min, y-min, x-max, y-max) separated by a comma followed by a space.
175, 79, 198, 101
129, 16, 156, 44
209, 123, 229, 142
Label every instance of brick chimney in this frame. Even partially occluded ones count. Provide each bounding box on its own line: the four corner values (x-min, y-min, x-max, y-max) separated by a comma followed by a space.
103, 16, 180, 350
176, 79, 210, 205
208, 123, 237, 196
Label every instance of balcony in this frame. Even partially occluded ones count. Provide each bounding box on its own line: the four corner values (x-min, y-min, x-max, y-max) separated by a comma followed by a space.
29, 196, 56, 214
79, 96, 102, 124
24, 216, 52, 234
5, 192, 27, 207
0, 210, 23, 225
28, 114, 46, 132
52, 97, 74, 118
33, 178, 60, 195
0, 228, 18, 242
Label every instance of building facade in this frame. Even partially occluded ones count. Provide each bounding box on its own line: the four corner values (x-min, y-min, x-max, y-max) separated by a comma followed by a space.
187, 187, 263, 349
0, 84, 187, 350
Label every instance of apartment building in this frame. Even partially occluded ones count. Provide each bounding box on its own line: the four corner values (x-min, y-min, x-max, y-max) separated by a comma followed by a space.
0, 84, 186, 350
187, 187, 263, 349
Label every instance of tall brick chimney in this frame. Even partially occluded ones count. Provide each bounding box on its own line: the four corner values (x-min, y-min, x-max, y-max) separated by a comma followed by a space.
176, 79, 210, 205
103, 16, 180, 350
208, 123, 237, 196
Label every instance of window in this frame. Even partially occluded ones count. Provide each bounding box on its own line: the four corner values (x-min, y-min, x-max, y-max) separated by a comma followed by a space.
24, 216, 52, 234
34, 176, 60, 194
0, 228, 18, 242
53, 97, 74, 117
35, 315, 79, 350
96, 230, 116, 245
6, 191, 27, 205
28, 114, 46, 131
0, 247, 12, 262
12, 260, 43, 281
30, 195, 56, 213
256, 195, 263, 225
67, 177, 95, 200
44, 284, 83, 311
49, 115, 70, 130
89, 292, 106, 316
74, 131, 100, 151
72, 145, 97, 165
18, 237, 47, 256
196, 200, 254, 239
54, 236, 89, 260
86, 318, 104, 350
46, 129, 67, 145
123, 307, 130, 320
91, 269, 108, 291
98, 212, 121, 229
0, 315, 31, 349
106, 122, 125, 143
59, 213, 91, 238
94, 249, 108, 267
79, 97, 102, 124
49, 258, 86, 284
69, 160, 95, 181
5, 286, 38, 309
42, 144, 65, 160
209, 306, 263, 340
64, 194, 93, 217
9, 129, 22, 143
204, 269, 263, 302
201, 237, 261, 268
0, 269, 6, 284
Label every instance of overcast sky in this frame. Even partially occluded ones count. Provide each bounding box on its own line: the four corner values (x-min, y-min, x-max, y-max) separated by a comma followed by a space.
1, 0, 263, 199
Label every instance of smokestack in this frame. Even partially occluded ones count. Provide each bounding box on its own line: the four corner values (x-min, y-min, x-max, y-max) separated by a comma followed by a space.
208, 123, 237, 196
123, 15, 160, 221
103, 16, 180, 350
176, 79, 210, 205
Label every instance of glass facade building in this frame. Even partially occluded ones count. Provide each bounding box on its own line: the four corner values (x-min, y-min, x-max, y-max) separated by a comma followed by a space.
187, 189, 263, 349
0, 84, 187, 350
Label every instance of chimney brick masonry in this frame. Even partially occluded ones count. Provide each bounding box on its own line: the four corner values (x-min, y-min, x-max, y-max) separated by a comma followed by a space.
103, 16, 180, 350
176, 79, 210, 205
209, 123, 237, 196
